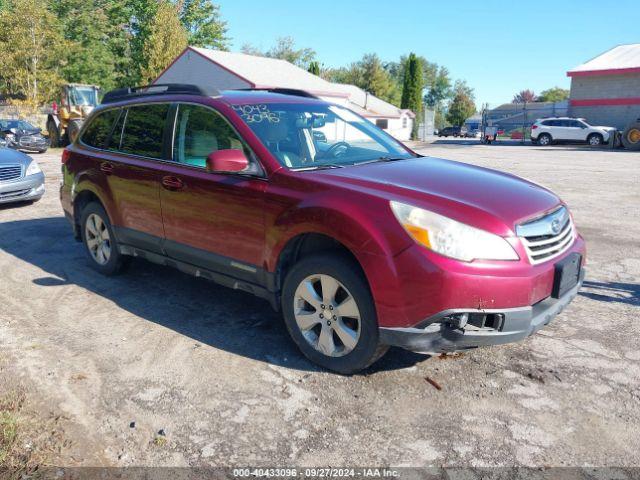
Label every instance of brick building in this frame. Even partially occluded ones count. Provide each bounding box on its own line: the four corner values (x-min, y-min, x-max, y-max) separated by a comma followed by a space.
568, 44, 640, 130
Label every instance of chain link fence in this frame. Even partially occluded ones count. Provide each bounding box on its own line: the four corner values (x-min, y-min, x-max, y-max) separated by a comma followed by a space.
481, 101, 569, 143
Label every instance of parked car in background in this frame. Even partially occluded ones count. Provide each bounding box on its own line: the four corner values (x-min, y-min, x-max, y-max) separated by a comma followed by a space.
531, 117, 614, 146
464, 129, 481, 138
61, 84, 586, 373
0, 119, 49, 153
438, 126, 463, 137
0, 148, 45, 204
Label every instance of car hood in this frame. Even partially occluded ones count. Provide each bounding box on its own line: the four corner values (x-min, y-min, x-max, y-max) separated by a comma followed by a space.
311, 157, 561, 235
17, 129, 42, 136
0, 147, 33, 166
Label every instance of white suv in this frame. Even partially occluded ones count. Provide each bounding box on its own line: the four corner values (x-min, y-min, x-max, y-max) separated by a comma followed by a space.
531, 117, 614, 146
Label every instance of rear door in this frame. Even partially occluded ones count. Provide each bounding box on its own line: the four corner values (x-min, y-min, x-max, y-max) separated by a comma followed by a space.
159, 103, 268, 284
94, 103, 170, 252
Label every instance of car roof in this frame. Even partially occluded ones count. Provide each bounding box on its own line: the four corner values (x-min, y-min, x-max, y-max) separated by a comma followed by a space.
218, 90, 328, 106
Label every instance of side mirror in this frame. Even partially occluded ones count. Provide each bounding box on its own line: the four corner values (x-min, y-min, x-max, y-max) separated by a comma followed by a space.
206, 149, 249, 173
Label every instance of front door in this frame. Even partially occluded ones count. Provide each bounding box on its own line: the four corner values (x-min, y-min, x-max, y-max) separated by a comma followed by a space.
159, 103, 267, 284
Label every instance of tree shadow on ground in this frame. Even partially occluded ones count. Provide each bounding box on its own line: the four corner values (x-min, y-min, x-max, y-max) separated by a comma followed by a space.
0, 216, 430, 374
579, 280, 640, 306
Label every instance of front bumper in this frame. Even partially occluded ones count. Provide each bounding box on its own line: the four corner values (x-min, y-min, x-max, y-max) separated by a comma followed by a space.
380, 269, 584, 353
0, 173, 45, 204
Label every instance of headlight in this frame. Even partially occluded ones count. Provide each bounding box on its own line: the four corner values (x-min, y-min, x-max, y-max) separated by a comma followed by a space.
390, 201, 519, 262
25, 160, 42, 176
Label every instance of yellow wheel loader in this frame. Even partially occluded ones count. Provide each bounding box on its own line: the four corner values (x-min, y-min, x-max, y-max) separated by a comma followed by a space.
47, 84, 100, 147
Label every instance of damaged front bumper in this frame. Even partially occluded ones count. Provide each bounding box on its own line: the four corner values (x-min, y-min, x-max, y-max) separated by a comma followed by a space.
379, 269, 585, 353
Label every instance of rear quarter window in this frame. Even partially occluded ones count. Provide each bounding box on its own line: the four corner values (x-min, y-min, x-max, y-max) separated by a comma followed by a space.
81, 109, 120, 149
120, 104, 170, 159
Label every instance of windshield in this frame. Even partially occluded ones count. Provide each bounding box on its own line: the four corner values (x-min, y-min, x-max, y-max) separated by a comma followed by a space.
69, 87, 98, 106
0, 120, 36, 131
233, 103, 415, 169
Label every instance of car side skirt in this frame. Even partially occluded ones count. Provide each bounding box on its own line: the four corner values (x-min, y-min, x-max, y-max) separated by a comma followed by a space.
112, 226, 279, 310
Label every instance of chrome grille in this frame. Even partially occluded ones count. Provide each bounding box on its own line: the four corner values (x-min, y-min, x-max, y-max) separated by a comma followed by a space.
0, 165, 22, 182
19, 136, 46, 146
517, 207, 575, 265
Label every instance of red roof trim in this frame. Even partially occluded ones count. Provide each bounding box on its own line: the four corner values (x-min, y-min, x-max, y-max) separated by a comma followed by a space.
153, 46, 256, 88
570, 97, 640, 107
567, 67, 640, 77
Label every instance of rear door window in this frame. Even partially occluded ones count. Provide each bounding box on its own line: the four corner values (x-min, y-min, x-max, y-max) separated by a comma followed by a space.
120, 104, 170, 159
81, 109, 121, 149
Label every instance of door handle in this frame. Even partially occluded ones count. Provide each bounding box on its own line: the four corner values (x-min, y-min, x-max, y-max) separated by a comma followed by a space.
162, 176, 185, 191
100, 162, 114, 174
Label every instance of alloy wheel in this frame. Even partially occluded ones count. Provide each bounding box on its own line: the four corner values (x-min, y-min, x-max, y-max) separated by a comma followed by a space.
85, 213, 111, 265
589, 135, 601, 146
293, 274, 361, 357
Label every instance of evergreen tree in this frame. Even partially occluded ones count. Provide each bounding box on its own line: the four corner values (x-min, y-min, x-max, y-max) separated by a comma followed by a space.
308, 61, 321, 76
400, 53, 424, 139
140, 0, 188, 84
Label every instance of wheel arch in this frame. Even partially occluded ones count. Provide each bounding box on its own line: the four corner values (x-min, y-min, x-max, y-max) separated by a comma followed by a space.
71, 185, 116, 239
274, 232, 368, 295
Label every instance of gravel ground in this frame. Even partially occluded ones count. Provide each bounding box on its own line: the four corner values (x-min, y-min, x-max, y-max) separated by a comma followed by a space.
0, 142, 638, 468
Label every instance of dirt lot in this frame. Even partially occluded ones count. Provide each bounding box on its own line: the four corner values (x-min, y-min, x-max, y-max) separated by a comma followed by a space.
0, 142, 639, 469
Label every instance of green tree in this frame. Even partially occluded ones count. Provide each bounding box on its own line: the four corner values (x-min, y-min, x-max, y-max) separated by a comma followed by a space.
50, 0, 119, 91
242, 36, 316, 69
446, 81, 476, 126
424, 66, 452, 109
178, 0, 228, 49
140, 0, 188, 84
538, 87, 570, 103
358, 54, 395, 102
308, 61, 321, 76
0, 0, 67, 106
400, 53, 424, 139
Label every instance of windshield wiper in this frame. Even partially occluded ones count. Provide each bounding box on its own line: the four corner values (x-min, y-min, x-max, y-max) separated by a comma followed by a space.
293, 163, 346, 171
355, 156, 411, 166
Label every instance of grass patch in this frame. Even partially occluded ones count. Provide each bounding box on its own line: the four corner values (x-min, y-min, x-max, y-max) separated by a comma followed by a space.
0, 389, 28, 474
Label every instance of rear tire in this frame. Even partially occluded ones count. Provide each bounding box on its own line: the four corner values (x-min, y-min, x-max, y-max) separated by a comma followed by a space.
538, 133, 552, 146
80, 202, 130, 276
587, 133, 603, 146
281, 252, 388, 374
67, 119, 82, 144
47, 120, 60, 148
622, 122, 640, 151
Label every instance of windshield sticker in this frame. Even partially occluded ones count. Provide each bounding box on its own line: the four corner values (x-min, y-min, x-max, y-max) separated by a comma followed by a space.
232, 104, 280, 124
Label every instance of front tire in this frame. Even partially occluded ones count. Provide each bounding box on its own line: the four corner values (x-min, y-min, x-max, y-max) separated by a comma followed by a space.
80, 202, 130, 275
281, 252, 387, 374
587, 133, 603, 146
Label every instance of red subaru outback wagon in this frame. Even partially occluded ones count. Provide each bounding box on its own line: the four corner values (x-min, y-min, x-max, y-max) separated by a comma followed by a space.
60, 84, 586, 373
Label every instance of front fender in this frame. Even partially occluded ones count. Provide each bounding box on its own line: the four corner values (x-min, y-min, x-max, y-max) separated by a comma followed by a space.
265, 196, 415, 327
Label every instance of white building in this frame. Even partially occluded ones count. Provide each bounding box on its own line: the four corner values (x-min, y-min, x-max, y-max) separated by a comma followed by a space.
154, 47, 415, 140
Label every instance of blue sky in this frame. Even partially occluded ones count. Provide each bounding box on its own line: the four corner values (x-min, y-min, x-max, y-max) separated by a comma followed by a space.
218, 0, 639, 106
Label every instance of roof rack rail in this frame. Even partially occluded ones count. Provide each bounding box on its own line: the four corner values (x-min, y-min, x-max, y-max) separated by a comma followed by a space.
102, 84, 219, 104
237, 88, 319, 99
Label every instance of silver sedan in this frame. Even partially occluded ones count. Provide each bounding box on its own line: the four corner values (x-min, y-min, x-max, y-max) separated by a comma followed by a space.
0, 148, 45, 204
